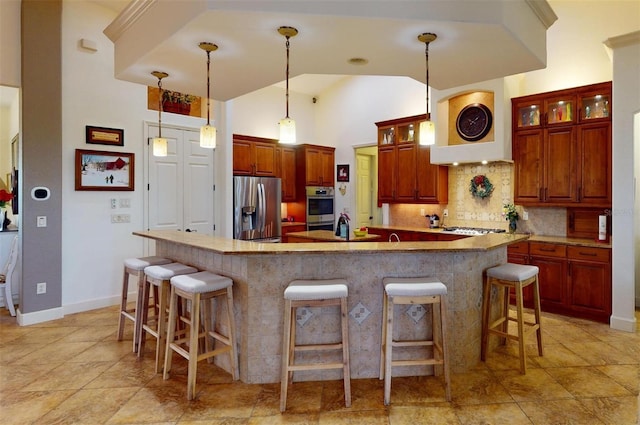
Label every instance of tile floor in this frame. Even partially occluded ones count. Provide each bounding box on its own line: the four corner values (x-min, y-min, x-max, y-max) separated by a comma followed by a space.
0, 305, 638, 424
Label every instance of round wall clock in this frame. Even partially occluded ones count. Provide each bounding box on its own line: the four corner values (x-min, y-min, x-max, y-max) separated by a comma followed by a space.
456, 103, 493, 142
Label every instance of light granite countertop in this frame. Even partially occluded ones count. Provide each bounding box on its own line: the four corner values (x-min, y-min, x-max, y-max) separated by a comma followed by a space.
133, 230, 528, 255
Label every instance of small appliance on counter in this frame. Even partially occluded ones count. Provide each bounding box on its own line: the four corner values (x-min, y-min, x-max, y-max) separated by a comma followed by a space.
426, 214, 440, 228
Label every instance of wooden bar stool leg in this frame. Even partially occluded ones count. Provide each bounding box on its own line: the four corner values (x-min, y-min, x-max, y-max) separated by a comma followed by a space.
383, 293, 394, 406
480, 276, 492, 361
163, 285, 178, 380
117, 268, 130, 343
439, 296, 451, 401
225, 286, 240, 380
280, 298, 293, 412
155, 281, 169, 373
533, 276, 544, 356
187, 292, 201, 401
515, 282, 527, 374
137, 275, 152, 357
203, 297, 213, 362
340, 296, 351, 407
379, 291, 388, 380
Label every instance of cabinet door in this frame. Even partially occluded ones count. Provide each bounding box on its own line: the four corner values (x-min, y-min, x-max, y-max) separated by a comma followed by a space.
304, 147, 322, 185
578, 121, 611, 206
416, 146, 448, 203
568, 259, 611, 322
279, 147, 297, 201
396, 144, 417, 201
513, 129, 544, 204
319, 149, 334, 186
377, 146, 396, 202
530, 255, 567, 310
253, 141, 277, 177
233, 139, 255, 175
545, 126, 577, 204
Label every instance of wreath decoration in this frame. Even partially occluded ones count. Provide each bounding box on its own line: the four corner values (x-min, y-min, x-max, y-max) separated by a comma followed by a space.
469, 175, 494, 199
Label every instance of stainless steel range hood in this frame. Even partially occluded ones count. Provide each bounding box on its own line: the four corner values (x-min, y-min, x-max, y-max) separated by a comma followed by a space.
430, 77, 518, 165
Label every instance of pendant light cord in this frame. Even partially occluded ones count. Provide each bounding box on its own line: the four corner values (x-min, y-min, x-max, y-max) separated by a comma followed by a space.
285, 36, 290, 119
425, 40, 430, 118
206, 49, 211, 125
157, 77, 163, 138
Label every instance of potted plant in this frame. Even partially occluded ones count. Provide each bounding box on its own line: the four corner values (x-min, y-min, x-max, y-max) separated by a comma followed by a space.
162, 90, 195, 115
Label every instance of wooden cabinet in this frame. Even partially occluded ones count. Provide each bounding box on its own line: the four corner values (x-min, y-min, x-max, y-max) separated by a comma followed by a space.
376, 114, 448, 204
512, 82, 611, 207
276, 146, 297, 201
233, 134, 277, 177
507, 241, 611, 323
296, 144, 335, 187
281, 224, 306, 242
367, 228, 467, 242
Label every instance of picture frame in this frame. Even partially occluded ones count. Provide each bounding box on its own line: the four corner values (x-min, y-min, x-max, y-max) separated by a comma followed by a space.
337, 164, 349, 182
75, 149, 134, 191
86, 125, 124, 146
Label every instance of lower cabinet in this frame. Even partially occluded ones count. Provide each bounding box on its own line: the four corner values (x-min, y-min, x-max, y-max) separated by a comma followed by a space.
367, 228, 467, 242
506, 241, 611, 323
281, 224, 307, 243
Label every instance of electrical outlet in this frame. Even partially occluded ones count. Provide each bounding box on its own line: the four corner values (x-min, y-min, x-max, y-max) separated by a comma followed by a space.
110, 198, 117, 209
420, 208, 425, 216
111, 214, 131, 223
119, 198, 131, 208
523, 211, 529, 221
443, 209, 449, 217
36, 282, 46, 294
37, 216, 47, 227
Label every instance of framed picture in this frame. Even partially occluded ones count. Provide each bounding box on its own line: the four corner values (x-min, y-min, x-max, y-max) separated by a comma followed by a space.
337, 164, 349, 182
86, 125, 124, 146
75, 149, 134, 191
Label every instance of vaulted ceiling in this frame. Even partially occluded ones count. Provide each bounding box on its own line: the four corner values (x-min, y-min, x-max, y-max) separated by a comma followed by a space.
104, 1, 557, 100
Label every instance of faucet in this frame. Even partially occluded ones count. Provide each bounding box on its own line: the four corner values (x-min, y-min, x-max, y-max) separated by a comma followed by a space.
389, 233, 400, 242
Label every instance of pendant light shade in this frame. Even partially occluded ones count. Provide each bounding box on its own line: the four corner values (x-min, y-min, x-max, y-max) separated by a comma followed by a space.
418, 33, 437, 146
199, 42, 218, 149
151, 71, 169, 156
278, 26, 298, 144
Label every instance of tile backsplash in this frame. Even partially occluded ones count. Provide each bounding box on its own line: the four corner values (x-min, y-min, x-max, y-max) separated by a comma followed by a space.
389, 162, 566, 236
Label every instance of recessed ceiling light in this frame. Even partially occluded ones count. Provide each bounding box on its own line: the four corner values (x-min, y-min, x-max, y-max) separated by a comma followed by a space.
348, 57, 368, 65
481, 160, 488, 165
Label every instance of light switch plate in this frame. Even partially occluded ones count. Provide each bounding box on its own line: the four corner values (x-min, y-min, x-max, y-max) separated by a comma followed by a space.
37, 216, 47, 227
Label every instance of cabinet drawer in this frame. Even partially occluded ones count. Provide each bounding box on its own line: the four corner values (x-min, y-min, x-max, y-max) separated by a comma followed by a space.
508, 242, 529, 255
530, 242, 566, 257
567, 246, 610, 262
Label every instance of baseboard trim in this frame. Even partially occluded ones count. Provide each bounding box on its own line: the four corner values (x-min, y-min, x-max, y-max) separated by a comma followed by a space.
17, 306, 64, 326
62, 294, 124, 316
610, 314, 637, 332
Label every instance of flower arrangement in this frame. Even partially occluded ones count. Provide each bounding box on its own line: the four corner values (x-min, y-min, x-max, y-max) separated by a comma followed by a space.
162, 90, 196, 105
502, 203, 519, 222
0, 189, 13, 208
469, 175, 494, 199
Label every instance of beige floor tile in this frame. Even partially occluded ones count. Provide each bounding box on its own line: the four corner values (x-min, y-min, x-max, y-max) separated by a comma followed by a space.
277, 380, 324, 414
60, 325, 118, 343
0, 362, 60, 392
454, 403, 533, 424
13, 341, 97, 365
105, 386, 188, 424
69, 340, 133, 363
579, 396, 639, 425
0, 341, 43, 363
382, 375, 450, 406
518, 399, 606, 425
85, 358, 157, 389
529, 343, 591, 368
492, 369, 573, 401
450, 370, 514, 406
542, 323, 601, 344
179, 382, 262, 420
248, 414, 319, 424
32, 387, 139, 425
320, 409, 389, 424
596, 364, 640, 395
0, 389, 77, 425
562, 340, 639, 366
388, 405, 460, 424
24, 361, 114, 391
545, 367, 632, 398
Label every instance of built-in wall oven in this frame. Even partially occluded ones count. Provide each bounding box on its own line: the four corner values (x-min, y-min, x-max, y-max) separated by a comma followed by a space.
306, 186, 335, 231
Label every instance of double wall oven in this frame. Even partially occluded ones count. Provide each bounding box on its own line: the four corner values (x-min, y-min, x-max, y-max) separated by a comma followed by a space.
306, 186, 335, 231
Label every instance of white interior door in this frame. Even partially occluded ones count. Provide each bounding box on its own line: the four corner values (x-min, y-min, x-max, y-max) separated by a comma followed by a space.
356, 153, 373, 228
147, 125, 214, 234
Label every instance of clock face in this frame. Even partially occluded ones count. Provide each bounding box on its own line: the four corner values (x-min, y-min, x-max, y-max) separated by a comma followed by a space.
456, 103, 493, 142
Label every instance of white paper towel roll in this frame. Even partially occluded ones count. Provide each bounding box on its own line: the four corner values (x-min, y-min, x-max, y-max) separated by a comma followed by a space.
598, 215, 607, 241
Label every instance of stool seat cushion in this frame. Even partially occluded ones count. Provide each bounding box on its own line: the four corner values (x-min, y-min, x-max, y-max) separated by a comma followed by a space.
170, 271, 232, 293
145, 263, 197, 280
124, 256, 171, 271
487, 263, 539, 282
383, 277, 447, 297
285, 279, 348, 300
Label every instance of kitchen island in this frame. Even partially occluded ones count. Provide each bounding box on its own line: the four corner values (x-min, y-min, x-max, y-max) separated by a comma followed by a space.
134, 230, 527, 384
285, 229, 381, 242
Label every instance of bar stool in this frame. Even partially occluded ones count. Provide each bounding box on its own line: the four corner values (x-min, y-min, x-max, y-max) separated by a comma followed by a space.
137, 262, 198, 373
117, 256, 171, 352
379, 277, 451, 405
481, 263, 543, 374
163, 271, 239, 400
280, 279, 351, 412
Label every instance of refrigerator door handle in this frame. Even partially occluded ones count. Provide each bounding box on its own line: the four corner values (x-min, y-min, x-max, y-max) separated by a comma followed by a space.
258, 183, 266, 233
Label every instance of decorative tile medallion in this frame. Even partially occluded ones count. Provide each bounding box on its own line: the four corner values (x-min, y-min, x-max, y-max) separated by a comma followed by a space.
406, 304, 426, 323
349, 302, 371, 325
295, 307, 313, 326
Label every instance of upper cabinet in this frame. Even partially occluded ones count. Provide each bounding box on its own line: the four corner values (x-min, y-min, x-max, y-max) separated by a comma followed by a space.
233, 134, 277, 177
512, 82, 611, 207
276, 146, 297, 202
376, 114, 448, 204
296, 144, 335, 187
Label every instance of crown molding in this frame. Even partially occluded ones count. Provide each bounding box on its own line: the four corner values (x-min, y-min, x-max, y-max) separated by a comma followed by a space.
103, 0, 157, 42
604, 31, 640, 49
525, 0, 558, 29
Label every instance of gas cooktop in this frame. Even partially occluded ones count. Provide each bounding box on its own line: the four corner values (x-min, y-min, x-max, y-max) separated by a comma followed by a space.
440, 226, 506, 236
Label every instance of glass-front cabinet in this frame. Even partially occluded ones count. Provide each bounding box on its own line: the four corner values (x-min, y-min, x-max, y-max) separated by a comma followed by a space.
578, 82, 611, 122
544, 95, 576, 125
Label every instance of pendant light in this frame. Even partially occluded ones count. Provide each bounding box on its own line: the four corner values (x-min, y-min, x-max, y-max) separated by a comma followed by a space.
278, 26, 298, 144
418, 33, 437, 146
199, 42, 218, 149
151, 71, 169, 156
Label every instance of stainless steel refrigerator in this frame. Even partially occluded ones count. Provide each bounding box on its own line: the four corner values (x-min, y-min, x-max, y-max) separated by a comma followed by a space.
233, 176, 282, 242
